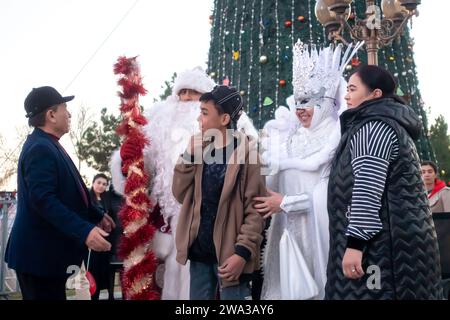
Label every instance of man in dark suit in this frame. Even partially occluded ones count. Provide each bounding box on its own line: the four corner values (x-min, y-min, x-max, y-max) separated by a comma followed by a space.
5, 86, 115, 300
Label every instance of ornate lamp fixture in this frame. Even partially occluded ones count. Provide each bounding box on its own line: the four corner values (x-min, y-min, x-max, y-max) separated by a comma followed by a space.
315, 0, 420, 65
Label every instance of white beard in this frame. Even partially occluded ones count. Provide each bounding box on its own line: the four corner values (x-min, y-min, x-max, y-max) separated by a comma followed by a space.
109, 98, 201, 300
143, 99, 201, 223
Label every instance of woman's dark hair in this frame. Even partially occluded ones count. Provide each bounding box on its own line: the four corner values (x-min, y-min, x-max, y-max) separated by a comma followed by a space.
353, 65, 397, 98
92, 173, 109, 184
421, 160, 438, 174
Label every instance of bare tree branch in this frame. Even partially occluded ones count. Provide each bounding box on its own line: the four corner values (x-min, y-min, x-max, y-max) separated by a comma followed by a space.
0, 126, 30, 189
69, 105, 93, 171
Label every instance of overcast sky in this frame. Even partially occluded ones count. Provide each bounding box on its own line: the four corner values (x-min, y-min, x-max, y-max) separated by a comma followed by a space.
0, 0, 447, 170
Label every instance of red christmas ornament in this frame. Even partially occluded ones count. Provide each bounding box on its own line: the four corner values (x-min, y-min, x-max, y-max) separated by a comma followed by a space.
297, 16, 305, 22
284, 20, 292, 28
349, 12, 356, 20
85, 271, 97, 296
351, 57, 360, 67
279, 79, 286, 87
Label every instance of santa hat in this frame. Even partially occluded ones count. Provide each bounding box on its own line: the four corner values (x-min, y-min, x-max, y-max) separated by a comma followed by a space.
172, 67, 216, 97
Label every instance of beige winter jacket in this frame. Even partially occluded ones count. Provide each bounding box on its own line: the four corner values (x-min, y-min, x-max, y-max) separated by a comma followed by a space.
172, 132, 265, 288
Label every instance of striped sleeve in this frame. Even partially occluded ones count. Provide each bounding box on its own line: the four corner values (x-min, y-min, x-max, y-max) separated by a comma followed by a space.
346, 121, 399, 250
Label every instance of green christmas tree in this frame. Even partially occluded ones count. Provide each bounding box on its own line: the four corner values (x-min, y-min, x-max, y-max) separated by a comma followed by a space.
207, 0, 434, 160
77, 107, 122, 173
429, 115, 450, 183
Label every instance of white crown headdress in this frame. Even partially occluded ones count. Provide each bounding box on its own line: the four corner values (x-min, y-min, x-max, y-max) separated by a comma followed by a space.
292, 40, 364, 109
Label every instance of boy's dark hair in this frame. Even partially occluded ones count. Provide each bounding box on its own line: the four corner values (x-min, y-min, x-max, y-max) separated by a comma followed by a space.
200, 85, 243, 130
352, 65, 397, 98
421, 160, 438, 174
28, 105, 58, 127
92, 173, 109, 184
202, 99, 237, 130
209, 99, 225, 116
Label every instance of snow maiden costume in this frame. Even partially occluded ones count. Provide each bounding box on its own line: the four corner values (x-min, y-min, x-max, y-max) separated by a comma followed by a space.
260, 40, 362, 300
111, 67, 257, 299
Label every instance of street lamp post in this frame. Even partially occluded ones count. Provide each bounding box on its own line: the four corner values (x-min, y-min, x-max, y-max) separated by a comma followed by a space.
315, 0, 421, 65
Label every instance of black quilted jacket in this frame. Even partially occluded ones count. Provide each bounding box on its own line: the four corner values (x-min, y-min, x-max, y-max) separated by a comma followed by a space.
325, 97, 443, 300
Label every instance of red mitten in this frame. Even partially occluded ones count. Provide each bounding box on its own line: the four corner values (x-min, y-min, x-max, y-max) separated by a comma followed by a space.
120, 140, 141, 161
121, 159, 133, 176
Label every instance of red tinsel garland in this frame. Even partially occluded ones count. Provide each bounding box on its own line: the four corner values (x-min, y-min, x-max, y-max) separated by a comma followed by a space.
113, 56, 160, 300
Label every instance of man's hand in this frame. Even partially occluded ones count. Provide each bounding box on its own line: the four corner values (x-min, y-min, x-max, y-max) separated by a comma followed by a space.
98, 213, 116, 233
342, 248, 364, 279
218, 254, 246, 282
253, 189, 283, 219
85, 227, 111, 252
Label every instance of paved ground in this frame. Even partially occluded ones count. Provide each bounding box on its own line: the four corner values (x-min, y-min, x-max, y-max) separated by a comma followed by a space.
2, 273, 124, 300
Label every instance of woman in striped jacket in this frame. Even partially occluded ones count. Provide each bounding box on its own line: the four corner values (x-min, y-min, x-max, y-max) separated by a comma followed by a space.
326, 65, 442, 299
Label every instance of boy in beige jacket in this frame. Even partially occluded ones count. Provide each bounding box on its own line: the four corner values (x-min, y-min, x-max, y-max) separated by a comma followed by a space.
172, 85, 265, 300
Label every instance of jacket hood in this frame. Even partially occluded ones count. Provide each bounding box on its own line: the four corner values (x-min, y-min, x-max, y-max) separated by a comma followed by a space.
340, 97, 422, 140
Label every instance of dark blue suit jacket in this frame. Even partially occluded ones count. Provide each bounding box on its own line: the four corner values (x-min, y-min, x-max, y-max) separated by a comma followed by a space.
5, 128, 103, 278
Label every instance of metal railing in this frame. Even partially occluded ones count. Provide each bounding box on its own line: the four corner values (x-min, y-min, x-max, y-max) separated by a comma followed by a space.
0, 195, 18, 298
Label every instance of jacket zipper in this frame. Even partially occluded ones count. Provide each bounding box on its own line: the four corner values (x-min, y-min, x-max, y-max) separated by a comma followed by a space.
345, 205, 351, 220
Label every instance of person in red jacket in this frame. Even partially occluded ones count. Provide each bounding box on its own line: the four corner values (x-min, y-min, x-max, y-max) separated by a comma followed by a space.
421, 160, 450, 213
